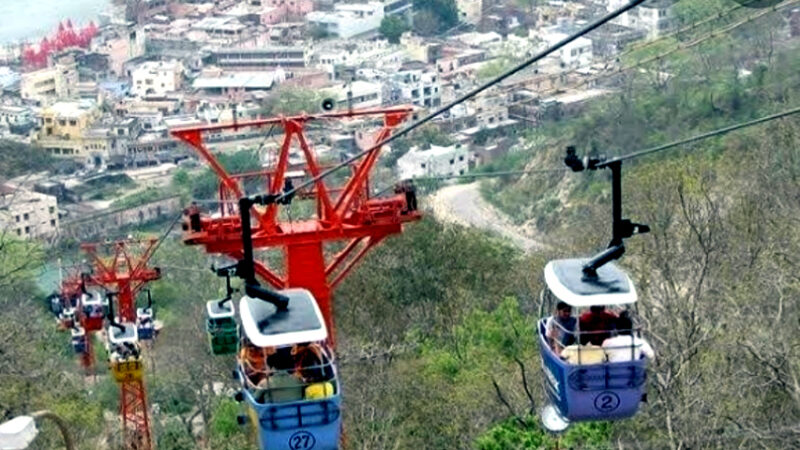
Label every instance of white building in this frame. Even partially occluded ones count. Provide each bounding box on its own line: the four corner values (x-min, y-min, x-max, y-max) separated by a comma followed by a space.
608, 0, 673, 39
631, 0, 675, 39
456, 0, 487, 25
397, 143, 470, 180
306, 2, 384, 39
330, 80, 383, 109
0, 185, 59, 240
131, 60, 184, 97
541, 31, 593, 68
389, 69, 442, 108
20, 61, 79, 104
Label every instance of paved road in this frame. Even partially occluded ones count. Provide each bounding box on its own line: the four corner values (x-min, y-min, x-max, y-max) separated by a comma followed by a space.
428, 182, 545, 252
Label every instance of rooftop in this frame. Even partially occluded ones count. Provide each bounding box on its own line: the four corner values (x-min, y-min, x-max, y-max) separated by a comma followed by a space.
193, 72, 277, 90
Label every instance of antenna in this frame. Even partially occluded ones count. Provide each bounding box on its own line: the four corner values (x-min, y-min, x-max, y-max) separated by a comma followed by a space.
564, 146, 650, 279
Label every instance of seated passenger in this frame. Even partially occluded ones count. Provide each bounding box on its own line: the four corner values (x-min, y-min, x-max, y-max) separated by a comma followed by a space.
293, 343, 333, 383
267, 346, 295, 373
579, 305, 618, 345
560, 344, 606, 365
602, 313, 655, 363
545, 301, 577, 355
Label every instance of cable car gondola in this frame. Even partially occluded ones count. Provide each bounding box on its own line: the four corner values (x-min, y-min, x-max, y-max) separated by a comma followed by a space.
206, 267, 239, 355
106, 297, 143, 383
539, 148, 653, 432
81, 290, 106, 332
136, 290, 155, 341
71, 326, 87, 354
234, 288, 341, 450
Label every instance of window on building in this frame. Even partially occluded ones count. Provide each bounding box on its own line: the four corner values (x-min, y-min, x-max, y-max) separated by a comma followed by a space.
24, 226, 30, 234
69, 120, 77, 126
15, 215, 19, 222
449, 159, 454, 165
16, 229, 20, 236
50, 219, 56, 226
23, 213, 29, 220
49, 206, 55, 214
459, 155, 464, 161
421, 163, 426, 169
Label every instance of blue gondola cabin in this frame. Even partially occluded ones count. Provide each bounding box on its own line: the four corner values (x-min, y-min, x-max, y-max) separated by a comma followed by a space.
236, 288, 341, 450
137, 307, 155, 340
538, 259, 651, 432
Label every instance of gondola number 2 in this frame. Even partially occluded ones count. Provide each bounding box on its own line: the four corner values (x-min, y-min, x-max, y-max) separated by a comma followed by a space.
594, 392, 621, 413
289, 431, 316, 450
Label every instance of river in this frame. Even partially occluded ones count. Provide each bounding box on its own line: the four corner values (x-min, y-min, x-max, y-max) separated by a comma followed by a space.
0, 0, 111, 45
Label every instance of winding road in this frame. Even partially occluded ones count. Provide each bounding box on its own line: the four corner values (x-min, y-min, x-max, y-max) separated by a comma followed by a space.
427, 182, 545, 252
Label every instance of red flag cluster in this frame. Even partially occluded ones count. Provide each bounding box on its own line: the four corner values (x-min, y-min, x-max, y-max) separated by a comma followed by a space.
22, 20, 99, 70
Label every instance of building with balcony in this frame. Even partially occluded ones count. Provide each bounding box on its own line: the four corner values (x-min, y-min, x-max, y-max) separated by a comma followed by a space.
203, 47, 307, 69
20, 61, 79, 104
0, 185, 59, 240
397, 143, 470, 180
130, 60, 185, 97
306, 2, 384, 39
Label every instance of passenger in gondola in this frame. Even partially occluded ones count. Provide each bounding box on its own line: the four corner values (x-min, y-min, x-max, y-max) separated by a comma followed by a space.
267, 346, 295, 373
545, 301, 577, 355
579, 305, 618, 345
602, 312, 655, 363
293, 343, 332, 383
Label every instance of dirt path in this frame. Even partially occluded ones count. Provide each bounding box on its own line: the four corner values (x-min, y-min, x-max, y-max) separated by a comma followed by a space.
427, 182, 546, 252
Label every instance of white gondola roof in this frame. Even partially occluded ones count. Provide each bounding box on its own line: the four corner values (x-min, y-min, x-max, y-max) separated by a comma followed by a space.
544, 259, 637, 307
82, 291, 104, 305
108, 323, 138, 344
239, 288, 327, 348
206, 299, 235, 319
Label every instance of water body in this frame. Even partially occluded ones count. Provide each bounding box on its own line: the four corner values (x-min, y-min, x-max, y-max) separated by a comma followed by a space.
0, 0, 111, 45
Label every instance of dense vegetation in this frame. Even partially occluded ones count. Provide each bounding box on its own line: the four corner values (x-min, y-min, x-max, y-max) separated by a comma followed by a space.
0, 140, 54, 178
2, 1, 799, 449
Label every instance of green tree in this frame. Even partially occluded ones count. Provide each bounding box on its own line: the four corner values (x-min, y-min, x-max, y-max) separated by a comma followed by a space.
380, 16, 409, 44
413, 0, 459, 36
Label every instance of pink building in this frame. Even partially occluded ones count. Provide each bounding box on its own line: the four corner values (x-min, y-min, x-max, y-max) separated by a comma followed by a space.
260, 0, 314, 25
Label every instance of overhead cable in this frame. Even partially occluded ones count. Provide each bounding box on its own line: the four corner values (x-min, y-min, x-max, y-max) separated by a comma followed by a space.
599, 105, 800, 167
268, 0, 649, 203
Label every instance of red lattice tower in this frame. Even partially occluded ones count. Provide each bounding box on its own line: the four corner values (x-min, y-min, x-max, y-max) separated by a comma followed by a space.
171, 107, 421, 342
81, 239, 161, 450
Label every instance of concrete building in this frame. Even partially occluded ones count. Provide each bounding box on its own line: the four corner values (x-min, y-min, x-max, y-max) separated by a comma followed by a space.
0, 185, 59, 240
456, 0, 487, 25
0, 106, 36, 135
388, 69, 441, 107
306, 2, 384, 38
541, 26, 593, 68
609, 0, 674, 39
203, 47, 307, 69
131, 60, 184, 97
397, 143, 470, 179
20, 61, 79, 104
34, 100, 103, 164
193, 70, 283, 96
631, 0, 675, 39
191, 16, 248, 42
330, 80, 382, 109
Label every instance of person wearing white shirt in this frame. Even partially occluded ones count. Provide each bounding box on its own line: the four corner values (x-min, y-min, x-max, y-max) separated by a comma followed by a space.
602, 313, 655, 363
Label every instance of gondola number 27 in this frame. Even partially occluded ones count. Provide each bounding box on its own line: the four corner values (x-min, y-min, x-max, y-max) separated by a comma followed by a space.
289, 431, 316, 450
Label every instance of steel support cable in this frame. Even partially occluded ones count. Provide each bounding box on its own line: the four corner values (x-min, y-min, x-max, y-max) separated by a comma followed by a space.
504, 0, 799, 110
260, 0, 649, 204
149, 211, 184, 259
574, 0, 800, 92
598, 105, 800, 167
